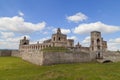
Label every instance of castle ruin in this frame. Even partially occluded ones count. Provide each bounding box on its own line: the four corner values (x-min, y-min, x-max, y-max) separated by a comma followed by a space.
0, 28, 120, 65
19, 28, 119, 65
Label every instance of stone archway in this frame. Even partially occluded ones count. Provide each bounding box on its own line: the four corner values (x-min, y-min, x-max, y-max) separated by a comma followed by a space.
103, 60, 113, 63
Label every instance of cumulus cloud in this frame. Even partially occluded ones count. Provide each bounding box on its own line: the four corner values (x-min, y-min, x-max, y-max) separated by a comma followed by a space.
30, 37, 50, 44
53, 28, 71, 34
0, 32, 15, 39
0, 14, 46, 49
66, 12, 88, 23
0, 16, 46, 34
81, 36, 90, 47
61, 29, 71, 34
74, 21, 120, 34
108, 38, 120, 51
0, 35, 30, 49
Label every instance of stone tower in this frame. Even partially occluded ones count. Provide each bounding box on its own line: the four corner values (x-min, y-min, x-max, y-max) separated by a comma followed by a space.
90, 31, 102, 51
90, 31, 107, 59
20, 36, 29, 45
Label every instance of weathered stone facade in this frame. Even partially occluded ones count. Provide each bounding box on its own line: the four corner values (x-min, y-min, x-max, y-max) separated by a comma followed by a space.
19, 28, 74, 52
1, 28, 120, 65
16, 28, 120, 65
21, 50, 91, 65
90, 31, 107, 52
18, 28, 110, 65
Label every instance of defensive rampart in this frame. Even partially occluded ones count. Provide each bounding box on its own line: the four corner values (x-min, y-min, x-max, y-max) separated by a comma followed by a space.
21, 50, 91, 65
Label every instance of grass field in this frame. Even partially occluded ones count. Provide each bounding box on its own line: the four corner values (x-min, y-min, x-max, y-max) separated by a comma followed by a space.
0, 57, 120, 80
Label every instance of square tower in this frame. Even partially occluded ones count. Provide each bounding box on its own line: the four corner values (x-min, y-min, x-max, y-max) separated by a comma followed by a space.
90, 31, 103, 51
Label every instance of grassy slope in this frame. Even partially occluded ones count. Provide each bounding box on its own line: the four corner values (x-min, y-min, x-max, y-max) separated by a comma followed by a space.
42, 47, 70, 52
0, 57, 120, 80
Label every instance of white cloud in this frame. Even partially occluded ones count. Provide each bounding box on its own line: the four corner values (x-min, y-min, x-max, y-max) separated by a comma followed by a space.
61, 29, 71, 34
18, 11, 24, 16
30, 37, 50, 44
67, 36, 77, 40
0, 35, 30, 49
39, 37, 50, 43
66, 12, 88, 23
109, 38, 120, 43
0, 16, 46, 34
81, 36, 90, 47
0, 32, 15, 39
108, 38, 120, 51
53, 28, 71, 34
74, 21, 120, 34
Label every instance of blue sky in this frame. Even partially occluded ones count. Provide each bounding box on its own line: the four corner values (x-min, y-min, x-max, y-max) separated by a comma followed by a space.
0, 0, 120, 50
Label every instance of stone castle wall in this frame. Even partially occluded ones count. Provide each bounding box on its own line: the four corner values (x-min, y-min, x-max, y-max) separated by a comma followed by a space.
0, 50, 11, 56
0, 50, 20, 57
103, 51, 120, 62
21, 50, 43, 65
42, 52, 91, 65
20, 50, 91, 65
11, 50, 21, 57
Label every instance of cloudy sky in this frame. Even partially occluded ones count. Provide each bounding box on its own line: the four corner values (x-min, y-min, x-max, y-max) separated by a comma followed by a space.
0, 0, 120, 51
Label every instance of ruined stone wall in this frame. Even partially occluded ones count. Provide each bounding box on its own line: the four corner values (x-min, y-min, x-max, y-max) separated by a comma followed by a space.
103, 51, 120, 62
42, 52, 91, 65
21, 49, 91, 65
0, 50, 20, 57
21, 50, 44, 65
0, 50, 11, 56
11, 50, 21, 57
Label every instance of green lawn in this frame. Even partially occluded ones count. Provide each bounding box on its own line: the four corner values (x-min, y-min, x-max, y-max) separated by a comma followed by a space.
0, 57, 120, 80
